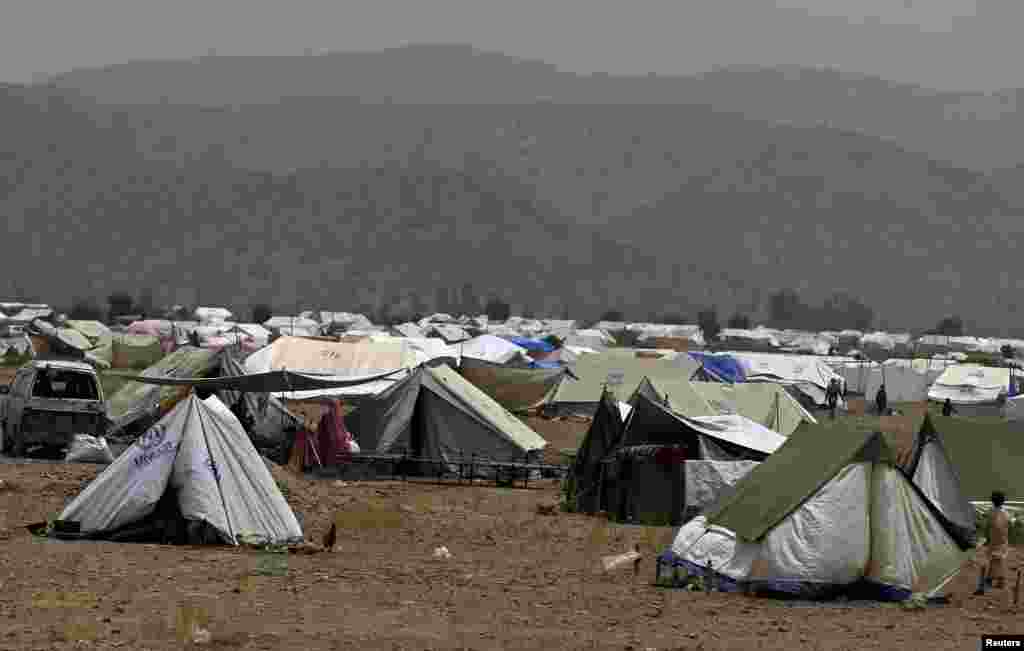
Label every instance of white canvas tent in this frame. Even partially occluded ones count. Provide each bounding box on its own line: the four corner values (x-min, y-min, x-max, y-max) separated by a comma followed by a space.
928, 364, 1011, 408
666, 422, 973, 601
55, 394, 303, 546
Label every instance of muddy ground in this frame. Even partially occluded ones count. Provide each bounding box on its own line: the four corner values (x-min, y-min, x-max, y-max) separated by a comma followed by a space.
1, 459, 1022, 651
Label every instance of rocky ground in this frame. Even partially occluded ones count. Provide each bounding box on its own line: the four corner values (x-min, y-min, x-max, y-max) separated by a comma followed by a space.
1, 458, 1022, 651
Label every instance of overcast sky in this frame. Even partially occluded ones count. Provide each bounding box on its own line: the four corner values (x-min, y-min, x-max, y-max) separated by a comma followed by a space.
4, 0, 1021, 91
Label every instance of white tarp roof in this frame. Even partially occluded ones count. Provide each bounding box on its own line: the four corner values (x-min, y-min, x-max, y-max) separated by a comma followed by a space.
58, 394, 303, 545
928, 364, 1011, 404
687, 414, 788, 455
459, 335, 529, 364
728, 352, 843, 390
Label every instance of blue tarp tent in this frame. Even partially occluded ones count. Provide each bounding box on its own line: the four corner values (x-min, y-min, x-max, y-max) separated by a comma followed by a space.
505, 337, 557, 353
688, 352, 747, 384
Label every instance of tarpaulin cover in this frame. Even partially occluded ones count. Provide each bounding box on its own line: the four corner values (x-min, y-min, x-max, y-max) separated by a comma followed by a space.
106, 347, 220, 435
58, 394, 303, 545
243, 336, 416, 399
65, 321, 112, 346
112, 335, 165, 369
462, 335, 532, 366
689, 353, 746, 384
504, 336, 556, 353
928, 364, 1013, 404
684, 460, 760, 512
109, 367, 409, 394
458, 356, 567, 412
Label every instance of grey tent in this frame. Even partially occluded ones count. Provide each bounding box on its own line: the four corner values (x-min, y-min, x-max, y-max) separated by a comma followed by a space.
599, 378, 784, 525
902, 413, 977, 547
569, 389, 627, 513
346, 364, 548, 477
53, 394, 303, 546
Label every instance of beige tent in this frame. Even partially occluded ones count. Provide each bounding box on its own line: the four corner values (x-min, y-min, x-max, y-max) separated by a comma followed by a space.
244, 336, 418, 400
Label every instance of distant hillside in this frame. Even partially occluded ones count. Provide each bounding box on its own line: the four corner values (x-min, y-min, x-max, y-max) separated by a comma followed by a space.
0, 84, 734, 321
6, 81, 1024, 334
49, 44, 1024, 170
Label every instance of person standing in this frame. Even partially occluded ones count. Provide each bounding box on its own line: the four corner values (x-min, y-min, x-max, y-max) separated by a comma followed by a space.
826, 379, 839, 418
986, 491, 1011, 590
942, 398, 957, 417
875, 384, 888, 415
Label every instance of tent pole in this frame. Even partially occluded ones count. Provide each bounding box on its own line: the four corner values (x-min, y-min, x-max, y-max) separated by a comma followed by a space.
193, 397, 236, 544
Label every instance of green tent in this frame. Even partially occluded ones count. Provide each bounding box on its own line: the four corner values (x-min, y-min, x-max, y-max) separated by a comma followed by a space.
106, 346, 220, 437
926, 413, 1024, 501
672, 419, 973, 600
691, 382, 817, 437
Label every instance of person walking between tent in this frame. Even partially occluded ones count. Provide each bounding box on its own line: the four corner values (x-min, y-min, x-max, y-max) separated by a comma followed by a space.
983, 491, 1011, 591
826, 379, 840, 418
875, 384, 888, 415
942, 398, 957, 417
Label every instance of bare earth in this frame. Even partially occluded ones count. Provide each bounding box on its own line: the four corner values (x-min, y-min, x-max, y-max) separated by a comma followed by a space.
1, 460, 1022, 651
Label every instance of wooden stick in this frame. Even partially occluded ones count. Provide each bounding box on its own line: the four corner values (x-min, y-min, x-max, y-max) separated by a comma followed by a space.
1014, 569, 1022, 607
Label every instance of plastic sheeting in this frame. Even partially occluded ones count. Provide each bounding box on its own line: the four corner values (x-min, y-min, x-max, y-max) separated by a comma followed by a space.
457, 335, 528, 365
684, 460, 760, 512
928, 365, 1012, 404
58, 395, 302, 545
687, 415, 788, 456
689, 353, 746, 384
504, 336, 556, 353
65, 434, 115, 464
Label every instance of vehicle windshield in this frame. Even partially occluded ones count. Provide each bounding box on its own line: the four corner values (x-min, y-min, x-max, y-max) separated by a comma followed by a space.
32, 370, 99, 400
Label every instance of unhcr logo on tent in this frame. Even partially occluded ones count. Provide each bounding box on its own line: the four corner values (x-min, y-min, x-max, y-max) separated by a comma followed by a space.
137, 424, 167, 450
133, 424, 175, 469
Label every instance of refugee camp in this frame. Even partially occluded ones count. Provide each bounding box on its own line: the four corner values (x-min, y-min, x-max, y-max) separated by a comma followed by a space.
7, 9, 1024, 647
2, 301, 1023, 649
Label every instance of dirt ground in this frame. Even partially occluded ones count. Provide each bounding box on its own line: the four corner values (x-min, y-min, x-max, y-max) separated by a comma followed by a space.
2, 460, 1023, 651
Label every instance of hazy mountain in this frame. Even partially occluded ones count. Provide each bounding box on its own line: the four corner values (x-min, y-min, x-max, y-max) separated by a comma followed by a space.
5, 82, 1024, 334
0, 84, 731, 322
49, 44, 1024, 171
